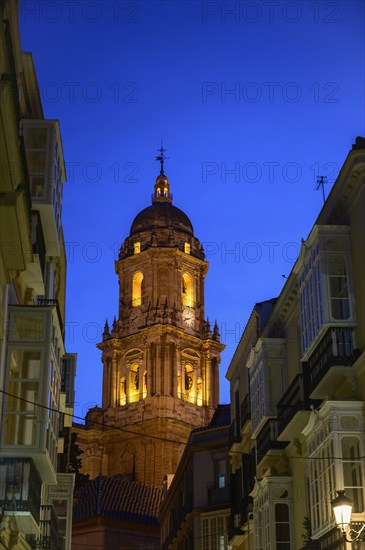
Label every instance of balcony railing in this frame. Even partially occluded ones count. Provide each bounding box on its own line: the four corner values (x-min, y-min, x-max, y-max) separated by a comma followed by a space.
256, 418, 287, 460
40, 505, 59, 550
208, 485, 230, 506
229, 419, 242, 447
240, 394, 251, 428
0, 458, 42, 525
277, 374, 321, 435
304, 327, 360, 395
27, 505, 60, 550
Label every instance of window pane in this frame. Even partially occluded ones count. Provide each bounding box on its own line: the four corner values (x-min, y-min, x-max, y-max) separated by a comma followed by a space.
329, 276, 348, 298
26, 127, 48, 149
331, 298, 350, 320
4, 350, 41, 446
342, 437, 364, 512
275, 503, 289, 522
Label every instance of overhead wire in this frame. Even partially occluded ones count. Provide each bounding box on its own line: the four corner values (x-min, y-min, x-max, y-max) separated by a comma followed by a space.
1, 389, 364, 461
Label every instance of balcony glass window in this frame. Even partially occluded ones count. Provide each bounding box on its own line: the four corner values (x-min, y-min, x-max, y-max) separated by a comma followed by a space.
248, 340, 286, 436
201, 514, 231, 550
300, 256, 323, 352
328, 256, 350, 320
275, 503, 290, 549
297, 227, 354, 356
309, 439, 337, 533
342, 437, 364, 513
4, 350, 41, 446
25, 126, 48, 149
303, 402, 365, 539
253, 480, 293, 550
2, 306, 64, 480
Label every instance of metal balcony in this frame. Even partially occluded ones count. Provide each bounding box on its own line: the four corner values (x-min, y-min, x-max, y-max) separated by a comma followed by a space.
0, 458, 42, 533
256, 418, 287, 460
277, 374, 321, 437
27, 505, 60, 550
208, 485, 230, 506
229, 418, 242, 447
304, 327, 360, 398
40, 505, 59, 550
240, 394, 251, 429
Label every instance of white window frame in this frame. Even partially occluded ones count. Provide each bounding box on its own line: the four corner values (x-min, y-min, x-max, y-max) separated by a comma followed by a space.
302, 401, 365, 539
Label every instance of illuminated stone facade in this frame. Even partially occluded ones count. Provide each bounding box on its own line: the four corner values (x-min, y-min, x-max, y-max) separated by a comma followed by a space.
74, 168, 224, 487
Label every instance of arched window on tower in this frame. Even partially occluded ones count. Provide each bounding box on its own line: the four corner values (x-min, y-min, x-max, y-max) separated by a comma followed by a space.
197, 377, 203, 406
129, 363, 139, 403
156, 187, 161, 197
132, 271, 143, 306
143, 371, 147, 399
182, 272, 193, 307
185, 364, 194, 404
120, 377, 126, 406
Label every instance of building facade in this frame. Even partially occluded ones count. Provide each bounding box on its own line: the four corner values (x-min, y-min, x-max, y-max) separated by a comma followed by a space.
226, 137, 365, 550
0, 2, 76, 548
159, 405, 231, 549
73, 160, 224, 488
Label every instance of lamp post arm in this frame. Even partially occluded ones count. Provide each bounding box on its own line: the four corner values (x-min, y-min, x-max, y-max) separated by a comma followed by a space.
344, 522, 365, 543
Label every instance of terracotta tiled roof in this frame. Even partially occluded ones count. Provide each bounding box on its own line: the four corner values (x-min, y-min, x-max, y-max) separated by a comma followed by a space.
73, 475, 163, 525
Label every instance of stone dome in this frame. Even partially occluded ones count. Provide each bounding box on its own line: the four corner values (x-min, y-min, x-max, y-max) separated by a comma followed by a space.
130, 202, 194, 236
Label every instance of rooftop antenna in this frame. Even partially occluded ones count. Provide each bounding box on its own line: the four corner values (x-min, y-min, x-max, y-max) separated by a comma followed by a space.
155, 140, 169, 175
316, 176, 328, 204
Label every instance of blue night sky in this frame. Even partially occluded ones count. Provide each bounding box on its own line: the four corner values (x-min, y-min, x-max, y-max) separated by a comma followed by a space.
19, 0, 364, 418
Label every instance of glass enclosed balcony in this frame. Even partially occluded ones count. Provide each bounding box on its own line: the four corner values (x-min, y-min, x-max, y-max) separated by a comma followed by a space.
0, 458, 42, 535
1, 305, 64, 483
20, 119, 66, 255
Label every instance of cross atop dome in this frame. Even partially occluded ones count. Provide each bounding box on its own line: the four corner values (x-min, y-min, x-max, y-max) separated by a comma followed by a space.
156, 142, 168, 175
153, 141, 172, 203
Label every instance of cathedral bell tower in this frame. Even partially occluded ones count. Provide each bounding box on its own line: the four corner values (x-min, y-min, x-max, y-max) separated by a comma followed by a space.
75, 149, 224, 487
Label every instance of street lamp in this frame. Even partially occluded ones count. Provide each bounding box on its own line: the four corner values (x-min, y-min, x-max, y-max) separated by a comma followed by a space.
331, 490, 365, 542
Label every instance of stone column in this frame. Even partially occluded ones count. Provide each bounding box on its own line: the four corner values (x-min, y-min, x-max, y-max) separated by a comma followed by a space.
145, 340, 150, 397
102, 356, 108, 409
159, 337, 164, 395
164, 340, 170, 395
115, 354, 120, 406
192, 368, 197, 405
205, 353, 211, 407
155, 340, 161, 396
111, 354, 118, 407
181, 359, 186, 400
171, 342, 176, 397
176, 344, 181, 398
214, 357, 220, 406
